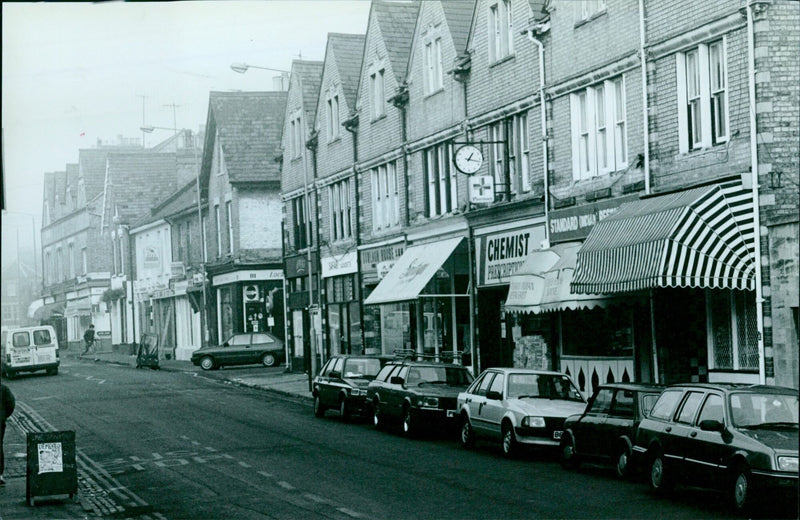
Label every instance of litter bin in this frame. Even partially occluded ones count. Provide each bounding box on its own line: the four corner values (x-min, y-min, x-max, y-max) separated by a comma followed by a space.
26, 430, 77, 506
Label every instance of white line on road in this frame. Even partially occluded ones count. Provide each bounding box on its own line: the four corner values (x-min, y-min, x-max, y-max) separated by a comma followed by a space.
277, 481, 295, 490
31, 396, 57, 401
337, 507, 363, 518
238, 461, 251, 468
258, 471, 274, 478
303, 493, 329, 504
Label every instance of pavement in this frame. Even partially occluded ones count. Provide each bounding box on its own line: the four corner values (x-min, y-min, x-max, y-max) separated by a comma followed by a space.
0, 348, 313, 520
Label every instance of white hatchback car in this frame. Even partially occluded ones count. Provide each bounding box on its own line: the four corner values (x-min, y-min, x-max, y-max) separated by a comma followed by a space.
456, 368, 586, 457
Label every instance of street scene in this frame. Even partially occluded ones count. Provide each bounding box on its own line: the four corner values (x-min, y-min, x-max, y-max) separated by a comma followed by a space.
1, 1, 799, 519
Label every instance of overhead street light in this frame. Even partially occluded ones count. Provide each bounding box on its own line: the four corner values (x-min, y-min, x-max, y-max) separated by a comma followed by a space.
230, 63, 290, 74
140, 125, 177, 134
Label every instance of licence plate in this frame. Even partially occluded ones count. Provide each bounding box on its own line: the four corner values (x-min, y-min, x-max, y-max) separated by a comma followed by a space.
553, 430, 563, 440
38, 354, 54, 363
12, 356, 31, 364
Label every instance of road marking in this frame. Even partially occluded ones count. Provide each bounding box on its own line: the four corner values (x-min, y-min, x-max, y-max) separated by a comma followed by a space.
204, 446, 217, 452
238, 461, 251, 468
277, 481, 295, 490
303, 493, 328, 504
258, 471, 274, 478
337, 507, 363, 518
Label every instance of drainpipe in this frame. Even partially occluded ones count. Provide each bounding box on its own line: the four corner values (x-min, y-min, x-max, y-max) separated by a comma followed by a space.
639, 0, 659, 384
747, 2, 766, 384
526, 26, 549, 247
348, 122, 366, 353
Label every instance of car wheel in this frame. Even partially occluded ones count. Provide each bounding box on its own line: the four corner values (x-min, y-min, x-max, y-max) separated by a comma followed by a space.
372, 400, 383, 430
199, 356, 215, 371
649, 452, 673, 494
460, 416, 475, 449
402, 406, 416, 438
339, 397, 351, 422
261, 353, 276, 367
559, 434, 581, 470
731, 466, 752, 513
313, 395, 326, 418
502, 423, 517, 458
614, 445, 631, 479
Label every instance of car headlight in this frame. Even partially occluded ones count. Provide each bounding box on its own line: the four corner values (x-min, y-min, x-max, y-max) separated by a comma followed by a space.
777, 456, 799, 472
351, 388, 366, 396
418, 397, 439, 408
521, 416, 546, 428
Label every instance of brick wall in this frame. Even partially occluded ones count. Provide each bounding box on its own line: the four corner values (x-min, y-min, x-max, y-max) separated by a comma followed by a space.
315, 50, 358, 179
238, 189, 283, 253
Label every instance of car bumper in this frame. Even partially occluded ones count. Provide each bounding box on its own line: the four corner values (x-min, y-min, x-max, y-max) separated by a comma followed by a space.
751, 469, 799, 488
514, 426, 564, 447
5, 361, 59, 373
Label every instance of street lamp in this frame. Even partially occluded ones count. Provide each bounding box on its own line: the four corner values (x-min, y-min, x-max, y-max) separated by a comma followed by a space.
230, 63, 290, 75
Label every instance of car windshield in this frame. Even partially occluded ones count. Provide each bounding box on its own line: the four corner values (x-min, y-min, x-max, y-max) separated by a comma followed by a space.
730, 392, 799, 428
507, 374, 584, 402
343, 358, 382, 379
405, 366, 473, 387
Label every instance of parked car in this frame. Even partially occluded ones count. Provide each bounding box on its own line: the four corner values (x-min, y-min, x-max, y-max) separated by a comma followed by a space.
190, 332, 284, 370
1, 325, 60, 377
367, 360, 474, 437
560, 383, 664, 477
633, 383, 798, 513
457, 368, 586, 457
313, 355, 391, 420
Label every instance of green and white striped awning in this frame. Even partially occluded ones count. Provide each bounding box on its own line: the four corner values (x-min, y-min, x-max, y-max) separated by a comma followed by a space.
571, 181, 755, 294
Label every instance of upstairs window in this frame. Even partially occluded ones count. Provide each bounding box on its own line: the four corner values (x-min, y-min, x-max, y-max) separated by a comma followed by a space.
290, 114, 304, 158
81, 247, 88, 275
488, 112, 531, 200
326, 92, 340, 141
371, 161, 400, 232
423, 141, 457, 217
328, 179, 352, 242
215, 205, 222, 257
56, 247, 64, 281
292, 196, 309, 250
68, 243, 75, 279
677, 39, 728, 153
424, 37, 443, 94
570, 76, 628, 180
226, 201, 234, 254
580, 0, 606, 21
488, 0, 514, 62
370, 68, 386, 119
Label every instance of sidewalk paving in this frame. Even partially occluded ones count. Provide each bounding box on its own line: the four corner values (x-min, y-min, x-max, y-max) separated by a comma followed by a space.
1, 349, 314, 519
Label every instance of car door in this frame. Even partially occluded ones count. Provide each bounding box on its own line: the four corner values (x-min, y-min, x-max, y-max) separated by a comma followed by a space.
226, 334, 252, 365
574, 388, 614, 459
323, 357, 345, 407
480, 372, 506, 440
604, 389, 635, 457
316, 359, 333, 407
468, 372, 496, 436
683, 392, 727, 487
666, 390, 706, 479
386, 365, 409, 418
251, 333, 276, 363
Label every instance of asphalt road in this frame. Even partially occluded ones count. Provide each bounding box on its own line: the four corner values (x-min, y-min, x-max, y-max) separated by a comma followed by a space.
4, 358, 783, 520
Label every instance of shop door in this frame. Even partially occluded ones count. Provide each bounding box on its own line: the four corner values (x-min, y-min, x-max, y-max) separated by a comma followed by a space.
478, 287, 514, 368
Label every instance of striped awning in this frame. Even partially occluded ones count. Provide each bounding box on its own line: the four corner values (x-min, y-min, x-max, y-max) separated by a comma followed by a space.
572, 181, 755, 294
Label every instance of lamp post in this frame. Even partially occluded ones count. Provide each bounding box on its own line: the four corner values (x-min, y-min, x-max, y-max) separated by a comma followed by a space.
140, 125, 209, 348
230, 63, 291, 90
3, 210, 39, 288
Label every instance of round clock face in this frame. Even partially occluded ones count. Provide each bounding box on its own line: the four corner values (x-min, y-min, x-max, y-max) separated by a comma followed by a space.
454, 145, 484, 174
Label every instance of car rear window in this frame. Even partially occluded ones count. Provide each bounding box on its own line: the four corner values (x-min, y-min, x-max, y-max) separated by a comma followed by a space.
33, 329, 52, 345
649, 390, 682, 420
13, 332, 30, 347
612, 390, 635, 418
252, 334, 274, 344
676, 392, 704, 424
344, 358, 382, 378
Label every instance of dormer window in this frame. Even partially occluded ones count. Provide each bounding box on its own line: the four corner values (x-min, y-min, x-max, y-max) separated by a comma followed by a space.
424, 37, 443, 94
370, 68, 386, 119
326, 91, 340, 141
488, 0, 514, 63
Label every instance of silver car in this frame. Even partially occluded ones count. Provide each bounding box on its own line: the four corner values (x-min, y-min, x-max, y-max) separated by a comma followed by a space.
456, 368, 586, 457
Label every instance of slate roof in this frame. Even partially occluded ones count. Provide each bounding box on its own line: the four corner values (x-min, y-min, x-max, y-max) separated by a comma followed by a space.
132, 179, 201, 228
372, 0, 421, 82
201, 91, 288, 186
441, 0, 475, 53
77, 145, 141, 201
327, 33, 366, 109
106, 152, 182, 224
292, 60, 324, 127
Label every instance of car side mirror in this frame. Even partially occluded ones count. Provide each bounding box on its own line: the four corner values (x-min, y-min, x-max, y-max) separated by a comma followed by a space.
390, 376, 404, 385
699, 419, 724, 432
486, 390, 502, 401
329, 371, 341, 379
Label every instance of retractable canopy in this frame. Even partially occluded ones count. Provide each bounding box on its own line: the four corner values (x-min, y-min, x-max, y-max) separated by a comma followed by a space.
572, 181, 755, 294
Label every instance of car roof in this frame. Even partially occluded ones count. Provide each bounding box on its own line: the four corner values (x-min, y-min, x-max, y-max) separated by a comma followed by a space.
482, 367, 566, 376
596, 383, 666, 392
664, 383, 798, 395
386, 360, 469, 368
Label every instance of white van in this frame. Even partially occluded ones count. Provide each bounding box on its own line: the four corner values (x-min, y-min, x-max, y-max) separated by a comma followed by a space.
1, 325, 60, 377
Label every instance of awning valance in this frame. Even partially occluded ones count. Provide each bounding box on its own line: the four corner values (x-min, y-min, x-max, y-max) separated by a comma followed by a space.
572, 181, 755, 294
505, 242, 609, 314
364, 237, 464, 306
31, 301, 66, 320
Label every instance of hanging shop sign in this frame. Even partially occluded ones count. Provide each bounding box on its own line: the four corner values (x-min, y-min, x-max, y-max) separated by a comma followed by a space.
321, 251, 358, 278
359, 242, 405, 284
548, 195, 638, 244
284, 251, 319, 279
211, 269, 283, 287
469, 175, 495, 204
474, 218, 546, 287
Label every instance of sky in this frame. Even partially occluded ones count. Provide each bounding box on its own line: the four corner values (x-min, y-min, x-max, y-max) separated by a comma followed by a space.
1, 0, 372, 236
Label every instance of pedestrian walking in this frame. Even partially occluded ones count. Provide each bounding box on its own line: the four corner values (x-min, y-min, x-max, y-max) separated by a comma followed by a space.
82, 324, 96, 356
1, 382, 16, 485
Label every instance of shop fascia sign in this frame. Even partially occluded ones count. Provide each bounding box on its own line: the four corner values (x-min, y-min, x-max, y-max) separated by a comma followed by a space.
212, 269, 283, 287
321, 251, 358, 278
474, 218, 546, 286
548, 195, 638, 243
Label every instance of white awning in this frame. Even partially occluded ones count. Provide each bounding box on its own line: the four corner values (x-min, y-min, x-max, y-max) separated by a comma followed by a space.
364, 237, 464, 306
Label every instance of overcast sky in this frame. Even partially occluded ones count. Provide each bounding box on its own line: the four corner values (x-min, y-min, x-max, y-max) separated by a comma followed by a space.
2, 1, 371, 229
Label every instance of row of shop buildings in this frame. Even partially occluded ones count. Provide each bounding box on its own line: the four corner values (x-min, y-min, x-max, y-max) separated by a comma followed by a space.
33, 0, 798, 394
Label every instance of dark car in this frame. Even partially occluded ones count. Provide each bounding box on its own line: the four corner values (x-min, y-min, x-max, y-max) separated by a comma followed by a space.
560, 383, 664, 477
190, 332, 284, 370
313, 355, 391, 421
367, 360, 474, 438
633, 383, 798, 513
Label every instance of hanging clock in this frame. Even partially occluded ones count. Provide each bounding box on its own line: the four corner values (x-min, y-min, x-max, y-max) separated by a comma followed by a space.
454, 145, 484, 174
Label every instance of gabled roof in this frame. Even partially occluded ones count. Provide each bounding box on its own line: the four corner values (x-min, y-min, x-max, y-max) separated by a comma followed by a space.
201, 91, 289, 186
440, 0, 475, 53
291, 60, 325, 127
77, 145, 141, 201
131, 179, 201, 228
106, 152, 182, 223
327, 33, 367, 109
372, 0, 421, 82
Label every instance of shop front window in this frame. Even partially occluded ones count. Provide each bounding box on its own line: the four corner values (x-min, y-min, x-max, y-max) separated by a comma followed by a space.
706, 290, 758, 371
220, 287, 234, 341
561, 307, 634, 357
